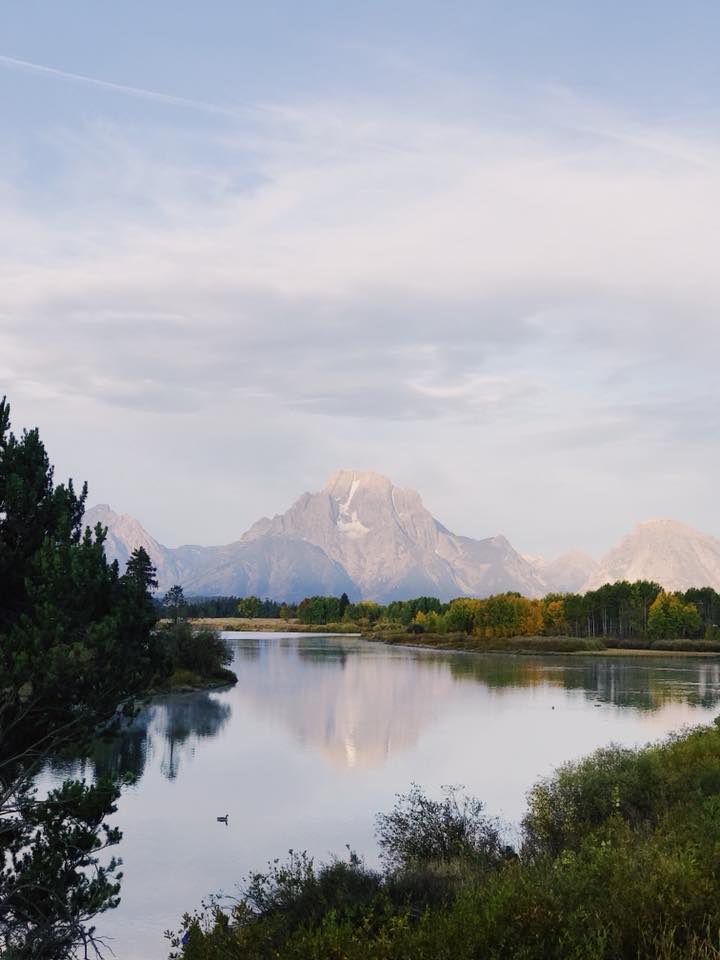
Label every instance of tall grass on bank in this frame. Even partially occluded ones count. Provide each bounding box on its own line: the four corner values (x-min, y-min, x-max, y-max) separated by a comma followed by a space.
371, 632, 607, 653
168, 718, 720, 960
369, 631, 720, 655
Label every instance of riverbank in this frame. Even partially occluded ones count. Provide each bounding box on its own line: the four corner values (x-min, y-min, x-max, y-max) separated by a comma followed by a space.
189, 617, 356, 633
159, 666, 238, 692
363, 631, 720, 657
137, 667, 238, 699
191, 619, 720, 657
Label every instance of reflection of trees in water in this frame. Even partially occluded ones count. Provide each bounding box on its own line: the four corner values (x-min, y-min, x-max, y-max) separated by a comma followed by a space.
159, 694, 231, 780
446, 655, 555, 691
296, 639, 348, 668
229, 635, 262, 660
67, 642, 720, 786
562, 659, 720, 711
91, 714, 153, 781
67, 692, 232, 783
446, 653, 720, 711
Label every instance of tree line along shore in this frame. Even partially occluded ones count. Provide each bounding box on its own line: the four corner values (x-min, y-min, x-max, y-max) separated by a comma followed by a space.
183, 582, 720, 655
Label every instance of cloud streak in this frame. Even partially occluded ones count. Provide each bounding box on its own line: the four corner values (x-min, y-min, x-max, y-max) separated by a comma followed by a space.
0, 53, 256, 120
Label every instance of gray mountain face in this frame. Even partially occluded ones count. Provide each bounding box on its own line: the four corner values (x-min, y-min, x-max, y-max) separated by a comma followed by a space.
83, 504, 183, 584
243, 470, 546, 602
83, 504, 355, 600
526, 551, 599, 594
85, 477, 720, 602
582, 519, 720, 593
84, 471, 545, 600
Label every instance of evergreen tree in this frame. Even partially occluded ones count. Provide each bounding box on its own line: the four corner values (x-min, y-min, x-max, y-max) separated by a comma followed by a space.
0, 396, 159, 958
338, 592, 350, 619
163, 584, 187, 622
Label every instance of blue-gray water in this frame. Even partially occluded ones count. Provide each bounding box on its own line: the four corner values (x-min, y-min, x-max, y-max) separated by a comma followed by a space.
45, 633, 720, 959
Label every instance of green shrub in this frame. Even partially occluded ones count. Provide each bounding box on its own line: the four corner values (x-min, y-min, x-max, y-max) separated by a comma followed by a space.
243, 850, 382, 929
156, 621, 234, 680
376, 784, 511, 871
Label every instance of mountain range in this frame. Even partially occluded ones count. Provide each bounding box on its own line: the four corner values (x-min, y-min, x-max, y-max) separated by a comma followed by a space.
83, 470, 720, 601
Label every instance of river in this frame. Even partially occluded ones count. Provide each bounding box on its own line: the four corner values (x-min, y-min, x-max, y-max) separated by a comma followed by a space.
45, 632, 720, 959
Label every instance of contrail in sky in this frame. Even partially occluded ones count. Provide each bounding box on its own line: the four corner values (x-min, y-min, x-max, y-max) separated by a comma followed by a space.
0, 53, 254, 119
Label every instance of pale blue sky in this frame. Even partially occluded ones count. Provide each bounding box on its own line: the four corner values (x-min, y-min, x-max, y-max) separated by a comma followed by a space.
2, 2, 720, 557
3, 1, 720, 110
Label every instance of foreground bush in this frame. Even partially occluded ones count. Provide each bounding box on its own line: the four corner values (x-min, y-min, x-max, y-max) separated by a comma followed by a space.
375, 784, 511, 871
168, 720, 720, 959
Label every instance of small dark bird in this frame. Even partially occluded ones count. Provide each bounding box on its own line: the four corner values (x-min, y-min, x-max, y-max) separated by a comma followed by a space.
217, 814, 229, 824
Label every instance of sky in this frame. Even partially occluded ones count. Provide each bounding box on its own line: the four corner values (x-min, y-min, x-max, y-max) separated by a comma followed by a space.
2, 1, 720, 558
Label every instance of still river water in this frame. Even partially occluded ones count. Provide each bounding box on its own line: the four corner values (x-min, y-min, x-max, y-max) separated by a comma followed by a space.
47, 632, 720, 959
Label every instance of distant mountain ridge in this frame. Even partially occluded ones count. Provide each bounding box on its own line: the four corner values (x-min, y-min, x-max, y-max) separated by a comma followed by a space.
83, 474, 720, 600
83, 504, 355, 600
84, 470, 546, 601
584, 519, 720, 593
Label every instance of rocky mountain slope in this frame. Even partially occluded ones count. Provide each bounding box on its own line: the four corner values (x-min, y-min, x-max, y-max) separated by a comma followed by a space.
83, 504, 355, 599
582, 519, 720, 593
527, 550, 599, 594
243, 470, 545, 601
84, 478, 720, 601
84, 470, 545, 600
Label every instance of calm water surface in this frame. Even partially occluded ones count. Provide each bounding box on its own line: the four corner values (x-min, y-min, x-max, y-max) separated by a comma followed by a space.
48, 633, 720, 959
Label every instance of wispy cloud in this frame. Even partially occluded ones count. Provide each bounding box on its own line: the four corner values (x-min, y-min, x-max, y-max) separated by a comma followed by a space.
3, 84, 720, 550
2, 95, 719, 415
0, 53, 256, 120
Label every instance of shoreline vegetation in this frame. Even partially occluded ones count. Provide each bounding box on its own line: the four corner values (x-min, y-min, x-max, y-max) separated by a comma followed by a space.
366, 631, 720, 657
182, 581, 720, 658
153, 617, 238, 692
189, 617, 720, 657
148, 665, 238, 695
170, 718, 720, 960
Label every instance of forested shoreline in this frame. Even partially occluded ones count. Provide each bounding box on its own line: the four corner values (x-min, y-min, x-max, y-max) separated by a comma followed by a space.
203, 582, 720, 646
296, 585, 718, 640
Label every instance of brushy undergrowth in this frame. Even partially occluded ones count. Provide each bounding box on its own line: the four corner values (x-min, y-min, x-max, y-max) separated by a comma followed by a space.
168, 720, 720, 960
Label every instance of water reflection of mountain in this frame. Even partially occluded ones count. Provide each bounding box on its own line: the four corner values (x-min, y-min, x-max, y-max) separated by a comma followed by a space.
446, 653, 720, 711
232, 639, 720, 768
51, 641, 720, 789
62, 692, 232, 783
234, 639, 456, 768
